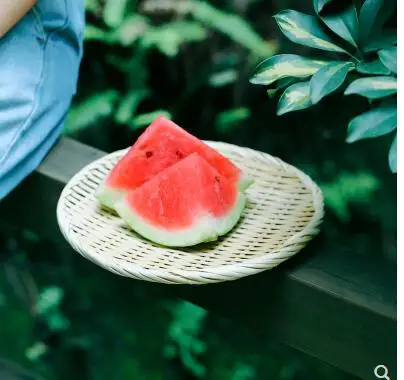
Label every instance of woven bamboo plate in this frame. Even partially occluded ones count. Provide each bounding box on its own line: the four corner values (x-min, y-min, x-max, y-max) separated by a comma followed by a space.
56, 141, 324, 285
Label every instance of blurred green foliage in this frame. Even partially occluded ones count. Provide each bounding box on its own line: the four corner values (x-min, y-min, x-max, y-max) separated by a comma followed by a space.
1, 0, 396, 379
64, 0, 277, 135
0, 230, 360, 380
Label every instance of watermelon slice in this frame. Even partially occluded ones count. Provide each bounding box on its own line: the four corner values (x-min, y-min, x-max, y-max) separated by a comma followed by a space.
114, 153, 246, 247
96, 116, 252, 209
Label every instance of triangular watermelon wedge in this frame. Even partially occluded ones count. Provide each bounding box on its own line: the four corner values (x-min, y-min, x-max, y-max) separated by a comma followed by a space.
96, 116, 252, 209
115, 153, 246, 247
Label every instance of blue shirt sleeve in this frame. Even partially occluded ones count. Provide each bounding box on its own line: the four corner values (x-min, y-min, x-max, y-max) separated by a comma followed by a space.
0, 0, 84, 200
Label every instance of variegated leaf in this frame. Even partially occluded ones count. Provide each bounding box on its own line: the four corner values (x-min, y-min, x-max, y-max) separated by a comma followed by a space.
359, 0, 396, 46
318, 5, 359, 48
356, 59, 391, 75
346, 103, 397, 143
250, 54, 330, 86
277, 81, 312, 115
378, 46, 397, 74
310, 61, 354, 104
273, 10, 348, 54
344, 76, 397, 99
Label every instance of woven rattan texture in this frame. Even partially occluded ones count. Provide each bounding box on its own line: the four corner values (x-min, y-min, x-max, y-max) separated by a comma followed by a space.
57, 141, 324, 284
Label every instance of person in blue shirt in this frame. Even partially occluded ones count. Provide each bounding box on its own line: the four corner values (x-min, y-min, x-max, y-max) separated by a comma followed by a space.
0, 0, 85, 199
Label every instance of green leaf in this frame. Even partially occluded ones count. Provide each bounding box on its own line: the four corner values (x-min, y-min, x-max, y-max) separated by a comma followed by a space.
65, 90, 120, 134
215, 108, 250, 133
115, 90, 149, 124
167, 301, 207, 378
389, 134, 397, 173
191, 1, 277, 57
273, 10, 348, 54
35, 286, 64, 315
47, 310, 70, 332
250, 54, 330, 86
314, 0, 335, 13
378, 46, 397, 74
359, 0, 396, 46
141, 21, 207, 57
209, 69, 238, 87
363, 29, 397, 52
84, 25, 109, 42
319, 5, 359, 48
356, 58, 391, 75
114, 15, 149, 46
321, 171, 380, 222
310, 61, 354, 104
277, 81, 312, 116
344, 76, 397, 99
26, 342, 48, 362
346, 103, 397, 143
103, 0, 129, 28
85, 0, 99, 13
42, 311, 69, 333
131, 110, 172, 130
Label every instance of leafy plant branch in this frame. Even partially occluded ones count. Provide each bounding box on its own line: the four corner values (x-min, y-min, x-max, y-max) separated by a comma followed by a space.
250, 0, 397, 172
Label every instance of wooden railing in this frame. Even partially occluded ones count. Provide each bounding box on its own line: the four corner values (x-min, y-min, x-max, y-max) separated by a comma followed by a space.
0, 137, 397, 380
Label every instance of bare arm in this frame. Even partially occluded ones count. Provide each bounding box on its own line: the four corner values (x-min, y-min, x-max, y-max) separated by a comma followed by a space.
0, 0, 37, 39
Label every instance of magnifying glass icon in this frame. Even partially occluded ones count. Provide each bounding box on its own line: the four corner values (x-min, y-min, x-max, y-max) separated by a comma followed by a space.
374, 365, 390, 380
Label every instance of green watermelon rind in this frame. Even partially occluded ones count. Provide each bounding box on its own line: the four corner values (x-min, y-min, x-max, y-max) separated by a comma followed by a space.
95, 179, 127, 210
238, 174, 254, 192
114, 192, 246, 248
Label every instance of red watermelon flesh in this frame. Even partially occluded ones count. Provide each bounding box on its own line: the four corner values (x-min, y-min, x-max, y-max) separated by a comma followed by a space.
96, 116, 252, 209
114, 153, 246, 247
